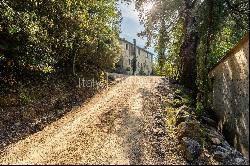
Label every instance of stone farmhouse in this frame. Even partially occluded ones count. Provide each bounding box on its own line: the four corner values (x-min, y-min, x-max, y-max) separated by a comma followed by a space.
115, 38, 154, 75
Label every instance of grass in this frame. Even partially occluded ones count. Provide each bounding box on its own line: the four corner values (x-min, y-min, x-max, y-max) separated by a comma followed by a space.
198, 126, 208, 147
175, 89, 183, 96
168, 89, 195, 108
172, 99, 183, 108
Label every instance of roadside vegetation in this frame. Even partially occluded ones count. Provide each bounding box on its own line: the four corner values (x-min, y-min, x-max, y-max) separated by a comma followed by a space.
0, 0, 121, 150
161, 82, 247, 164
0, 0, 120, 90
130, 0, 249, 113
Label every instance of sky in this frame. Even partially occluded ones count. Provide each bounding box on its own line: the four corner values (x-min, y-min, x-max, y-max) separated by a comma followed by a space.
117, 1, 156, 56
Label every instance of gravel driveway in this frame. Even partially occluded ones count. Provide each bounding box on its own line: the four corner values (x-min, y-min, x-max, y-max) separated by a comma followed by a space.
0, 76, 186, 165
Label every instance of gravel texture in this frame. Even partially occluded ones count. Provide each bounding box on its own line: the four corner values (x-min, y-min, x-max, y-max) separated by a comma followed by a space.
0, 76, 187, 165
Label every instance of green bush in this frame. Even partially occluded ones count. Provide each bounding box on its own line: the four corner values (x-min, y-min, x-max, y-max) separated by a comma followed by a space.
195, 101, 204, 118
0, 0, 120, 84
172, 99, 183, 108
166, 108, 178, 126
175, 89, 183, 96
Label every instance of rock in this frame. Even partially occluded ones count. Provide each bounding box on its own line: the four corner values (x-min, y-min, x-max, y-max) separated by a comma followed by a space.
56, 109, 65, 116
181, 137, 202, 161
216, 146, 229, 153
211, 137, 221, 145
221, 141, 231, 150
213, 150, 228, 160
108, 74, 116, 81
212, 145, 230, 161
175, 109, 194, 126
234, 157, 247, 165
206, 128, 225, 145
211, 145, 248, 165
201, 116, 217, 127
177, 120, 201, 141
175, 114, 193, 126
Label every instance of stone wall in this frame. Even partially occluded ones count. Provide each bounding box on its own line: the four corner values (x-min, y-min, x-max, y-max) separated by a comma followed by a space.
209, 34, 249, 158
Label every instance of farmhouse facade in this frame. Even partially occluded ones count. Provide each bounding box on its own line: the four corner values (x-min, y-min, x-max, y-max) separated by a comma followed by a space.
115, 38, 154, 75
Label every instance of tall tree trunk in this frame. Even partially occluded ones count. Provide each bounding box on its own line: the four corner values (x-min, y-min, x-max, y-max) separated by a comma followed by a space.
158, 17, 167, 75
203, 0, 214, 109
179, 0, 199, 91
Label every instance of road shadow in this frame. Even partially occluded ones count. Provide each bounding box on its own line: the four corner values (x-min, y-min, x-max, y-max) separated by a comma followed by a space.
0, 75, 126, 153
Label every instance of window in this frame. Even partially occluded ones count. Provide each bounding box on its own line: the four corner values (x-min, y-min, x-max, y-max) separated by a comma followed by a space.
126, 44, 128, 50
138, 48, 140, 55
129, 59, 130, 65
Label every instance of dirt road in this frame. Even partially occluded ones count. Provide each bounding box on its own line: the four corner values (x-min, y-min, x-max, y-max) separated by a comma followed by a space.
0, 76, 186, 165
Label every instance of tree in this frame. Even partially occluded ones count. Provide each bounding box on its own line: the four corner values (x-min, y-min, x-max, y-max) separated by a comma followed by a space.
196, 0, 249, 109
155, 17, 168, 72
0, 0, 121, 86
178, 0, 200, 90
126, 0, 202, 90
125, 0, 249, 111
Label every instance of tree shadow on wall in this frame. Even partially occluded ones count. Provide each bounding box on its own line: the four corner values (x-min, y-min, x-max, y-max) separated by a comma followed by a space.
214, 52, 249, 157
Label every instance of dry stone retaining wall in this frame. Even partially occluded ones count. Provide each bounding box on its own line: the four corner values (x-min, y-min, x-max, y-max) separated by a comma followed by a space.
209, 34, 249, 159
